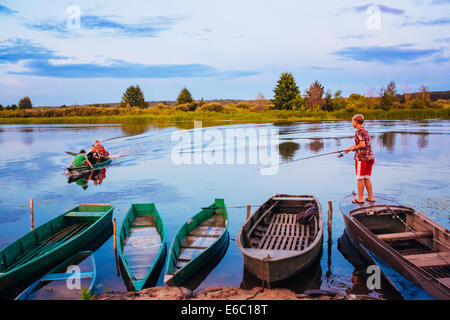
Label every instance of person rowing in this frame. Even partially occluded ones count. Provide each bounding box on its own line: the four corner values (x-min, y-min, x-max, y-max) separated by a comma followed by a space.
94, 140, 109, 162
87, 145, 100, 164
70, 150, 94, 169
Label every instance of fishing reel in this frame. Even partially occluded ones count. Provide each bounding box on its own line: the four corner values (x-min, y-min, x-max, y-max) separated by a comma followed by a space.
337, 151, 344, 158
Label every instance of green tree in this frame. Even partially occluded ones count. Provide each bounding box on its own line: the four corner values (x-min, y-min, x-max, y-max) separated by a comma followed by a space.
121, 85, 147, 108
273, 72, 302, 110
419, 84, 430, 107
378, 81, 397, 110
18, 96, 32, 109
10, 104, 17, 110
0, 104, 4, 111
305, 80, 325, 110
177, 87, 194, 104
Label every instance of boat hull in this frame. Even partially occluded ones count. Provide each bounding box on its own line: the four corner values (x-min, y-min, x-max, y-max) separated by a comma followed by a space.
0, 205, 113, 295
340, 196, 450, 300
67, 158, 111, 174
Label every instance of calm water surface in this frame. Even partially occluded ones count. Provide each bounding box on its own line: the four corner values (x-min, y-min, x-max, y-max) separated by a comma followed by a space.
0, 120, 448, 299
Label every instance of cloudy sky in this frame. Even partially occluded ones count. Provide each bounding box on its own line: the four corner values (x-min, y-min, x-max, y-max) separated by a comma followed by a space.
0, 0, 449, 106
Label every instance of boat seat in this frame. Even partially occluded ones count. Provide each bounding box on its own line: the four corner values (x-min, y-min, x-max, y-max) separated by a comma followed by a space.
377, 230, 433, 242
437, 278, 450, 287
403, 252, 450, 268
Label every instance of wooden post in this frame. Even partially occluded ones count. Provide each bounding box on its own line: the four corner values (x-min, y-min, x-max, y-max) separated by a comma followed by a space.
327, 201, 333, 235
113, 218, 117, 250
326, 201, 333, 277
30, 199, 34, 231
246, 205, 251, 220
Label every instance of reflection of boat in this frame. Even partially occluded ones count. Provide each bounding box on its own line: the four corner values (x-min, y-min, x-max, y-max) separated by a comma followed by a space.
164, 199, 229, 286
66, 158, 111, 175
340, 194, 450, 300
117, 204, 166, 291
237, 194, 323, 283
68, 168, 107, 189
0, 204, 113, 295
16, 251, 96, 300
240, 251, 322, 293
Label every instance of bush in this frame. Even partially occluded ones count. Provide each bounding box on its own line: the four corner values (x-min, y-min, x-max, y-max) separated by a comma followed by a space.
197, 102, 224, 112
235, 102, 253, 109
174, 104, 190, 112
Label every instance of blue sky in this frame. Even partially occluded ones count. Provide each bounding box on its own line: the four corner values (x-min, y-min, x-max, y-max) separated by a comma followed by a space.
0, 0, 449, 106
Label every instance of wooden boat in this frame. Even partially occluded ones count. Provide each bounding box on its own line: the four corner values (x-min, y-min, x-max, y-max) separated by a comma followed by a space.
15, 251, 96, 300
340, 194, 450, 300
117, 204, 166, 291
66, 158, 111, 174
164, 199, 229, 286
0, 204, 113, 294
236, 194, 323, 283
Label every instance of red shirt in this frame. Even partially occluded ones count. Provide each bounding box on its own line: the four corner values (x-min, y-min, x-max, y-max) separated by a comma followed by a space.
355, 127, 374, 161
95, 145, 107, 156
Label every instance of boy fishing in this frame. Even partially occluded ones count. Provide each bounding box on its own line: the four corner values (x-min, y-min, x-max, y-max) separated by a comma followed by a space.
344, 114, 375, 204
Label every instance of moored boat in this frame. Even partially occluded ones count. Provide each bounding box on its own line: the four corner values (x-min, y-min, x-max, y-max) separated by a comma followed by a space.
15, 251, 96, 300
340, 194, 450, 300
117, 203, 166, 291
66, 158, 111, 174
164, 199, 229, 286
0, 204, 113, 295
236, 194, 323, 283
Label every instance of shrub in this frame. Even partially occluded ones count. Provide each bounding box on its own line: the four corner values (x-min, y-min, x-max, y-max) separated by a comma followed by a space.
174, 104, 190, 112
235, 102, 253, 109
197, 102, 224, 112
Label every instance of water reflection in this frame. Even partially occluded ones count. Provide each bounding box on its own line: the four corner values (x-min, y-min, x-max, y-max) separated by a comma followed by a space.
378, 132, 396, 152
120, 122, 152, 136
308, 138, 324, 153
68, 168, 107, 189
278, 142, 300, 161
418, 134, 429, 149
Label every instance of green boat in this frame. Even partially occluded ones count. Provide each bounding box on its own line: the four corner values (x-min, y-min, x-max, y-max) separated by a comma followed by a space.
66, 158, 112, 174
117, 204, 166, 291
15, 251, 96, 300
0, 204, 113, 295
164, 199, 229, 286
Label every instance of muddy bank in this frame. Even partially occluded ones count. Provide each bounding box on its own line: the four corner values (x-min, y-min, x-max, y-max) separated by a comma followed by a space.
96, 286, 380, 300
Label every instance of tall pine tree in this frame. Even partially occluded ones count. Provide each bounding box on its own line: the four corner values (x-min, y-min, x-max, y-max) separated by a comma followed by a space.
273, 73, 302, 110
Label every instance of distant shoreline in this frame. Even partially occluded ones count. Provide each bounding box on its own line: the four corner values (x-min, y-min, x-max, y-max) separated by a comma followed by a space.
0, 108, 448, 124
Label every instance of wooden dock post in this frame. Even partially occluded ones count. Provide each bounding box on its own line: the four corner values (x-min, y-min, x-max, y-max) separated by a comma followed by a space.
326, 201, 333, 277
30, 199, 34, 231
113, 218, 117, 250
246, 205, 251, 220
327, 201, 333, 234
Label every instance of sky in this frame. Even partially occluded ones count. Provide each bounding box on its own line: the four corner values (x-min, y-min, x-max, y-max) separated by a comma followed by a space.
0, 0, 449, 106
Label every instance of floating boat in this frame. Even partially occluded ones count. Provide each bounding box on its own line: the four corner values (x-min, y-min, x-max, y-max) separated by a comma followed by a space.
117, 204, 166, 291
236, 194, 323, 283
0, 204, 113, 294
15, 251, 96, 300
66, 158, 111, 174
340, 194, 450, 300
164, 199, 229, 286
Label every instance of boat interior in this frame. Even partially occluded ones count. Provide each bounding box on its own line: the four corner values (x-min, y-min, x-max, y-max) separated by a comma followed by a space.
242, 195, 320, 252
122, 210, 162, 281
352, 206, 450, 287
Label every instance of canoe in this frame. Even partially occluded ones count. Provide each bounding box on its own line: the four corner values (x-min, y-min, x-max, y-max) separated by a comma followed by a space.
340, 194, 450, 300
117, 203, 166, 291
15, 251, 96, 300
0, 204, 113, 295
164, 199, 229, 286
237, 194, 323, 283
66, 158, 111, 174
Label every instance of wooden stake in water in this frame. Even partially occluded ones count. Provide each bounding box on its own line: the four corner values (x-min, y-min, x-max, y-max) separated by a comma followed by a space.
113, 218, 117, 250
30, 199, 34, 231
246, 205, 251, 220
327, 201, 333, 239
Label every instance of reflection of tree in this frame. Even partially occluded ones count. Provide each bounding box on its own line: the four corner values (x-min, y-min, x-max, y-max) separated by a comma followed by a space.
21, 129, 34, 146
335, 138, 341, 147
378, 132, 396, 152
121, 122, 151, 136
309, 139, 324, 153
278, 141, 300, 161
418, 134, 429, 149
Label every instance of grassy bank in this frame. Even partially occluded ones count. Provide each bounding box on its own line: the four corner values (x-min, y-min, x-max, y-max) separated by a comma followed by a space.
0, 108, 448, 125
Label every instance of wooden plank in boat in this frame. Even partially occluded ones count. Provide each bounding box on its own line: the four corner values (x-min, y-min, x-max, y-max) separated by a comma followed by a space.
272, 197, 314, 201
190, 226, 224, 237
178, 248, 205, 261
199, 214, 226, 227
133, 215, 156, 227
437, 277, 450, 287
377, 231, 433, 241
182, 235, 217, 248
404, 252, 450, 267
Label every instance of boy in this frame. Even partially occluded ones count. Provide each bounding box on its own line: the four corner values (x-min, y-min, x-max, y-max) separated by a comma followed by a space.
87, 145, 100, 164
70, 150, 94, 169
344, 114, 375, 204
94, 140, 109, 161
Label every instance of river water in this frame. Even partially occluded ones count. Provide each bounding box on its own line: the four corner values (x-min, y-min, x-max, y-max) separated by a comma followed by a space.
0, 120, 448, 299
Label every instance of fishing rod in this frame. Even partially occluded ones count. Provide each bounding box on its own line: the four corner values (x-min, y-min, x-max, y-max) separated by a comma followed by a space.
281, 150, 346, 165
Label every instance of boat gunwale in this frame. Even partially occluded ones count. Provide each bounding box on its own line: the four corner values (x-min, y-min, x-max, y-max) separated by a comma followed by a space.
165, 199, 229, 281
66, 158, 112, 173
116, 203, 166, 291
237, 194, 323, 262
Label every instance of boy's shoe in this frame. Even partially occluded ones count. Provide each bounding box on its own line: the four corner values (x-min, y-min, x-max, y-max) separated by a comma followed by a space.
365, 198, 375, 202
352, 199, 365, 204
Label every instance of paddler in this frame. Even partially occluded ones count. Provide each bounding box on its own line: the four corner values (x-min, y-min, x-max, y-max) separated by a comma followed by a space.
70, 150, 94, 169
